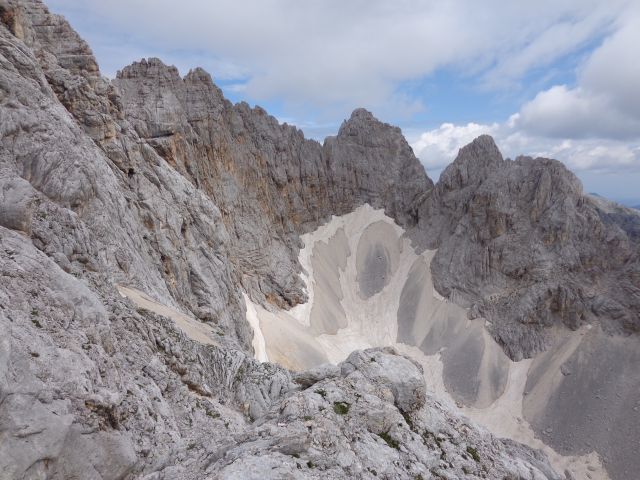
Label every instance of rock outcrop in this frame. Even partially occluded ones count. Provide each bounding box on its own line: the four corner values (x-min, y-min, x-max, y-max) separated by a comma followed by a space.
113, 59, 431, 309
0, 0, 431, 350
411, 135, 640, 359
209, 347, 560, 480
0, 0, 638, 478
0, 1, 555, 478
0, 223, 558, 479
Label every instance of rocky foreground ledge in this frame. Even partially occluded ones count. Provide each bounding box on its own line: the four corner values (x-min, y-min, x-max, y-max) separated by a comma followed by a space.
2, 0, 634, 478
209, 347, 560, 479
0, 230, 559, 479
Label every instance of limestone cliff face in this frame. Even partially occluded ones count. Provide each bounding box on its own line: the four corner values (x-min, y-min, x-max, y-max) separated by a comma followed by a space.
411, 135, 640, 359
3, 0, 637, 367
3, 2, 530, 479
0, 0, 254, 354
0, 0, 432, 339
0, 0, 637, 478
113, 59, 432, 309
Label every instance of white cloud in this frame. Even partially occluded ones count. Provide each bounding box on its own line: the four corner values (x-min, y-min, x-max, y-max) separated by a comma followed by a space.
512, 85, 640, 140
404, 4, 640, 181
48, 0, 640, 181
581, 10, 640, 118
410, 122, 499, 171
478, 3, 621, 87
549, 142, 640, 172
48, 0, 633, 119
502, 134, 640, 173
411, 120, 640, 177
512, 9, 640, 141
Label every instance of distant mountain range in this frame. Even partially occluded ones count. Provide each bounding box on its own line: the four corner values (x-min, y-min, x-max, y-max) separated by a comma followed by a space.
589, 193, 640, 210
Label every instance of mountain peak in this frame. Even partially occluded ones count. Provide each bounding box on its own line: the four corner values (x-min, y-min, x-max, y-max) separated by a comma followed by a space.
458, 134, 502, 163
337, 107, 401, 139
116, 57, 181, 81
349, 107, 376, 120
185, 66, 214, 85
2, 2, 639, 479
437, 134, 504, 191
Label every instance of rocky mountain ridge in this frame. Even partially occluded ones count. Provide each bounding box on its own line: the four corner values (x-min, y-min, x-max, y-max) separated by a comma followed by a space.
410, 136, 640, 359
0, 1, 556, 478
4, 0, 637, 361
113, 57, 431, 313
0, 0, 638, 478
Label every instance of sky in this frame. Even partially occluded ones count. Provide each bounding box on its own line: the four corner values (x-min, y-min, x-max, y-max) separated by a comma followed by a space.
47, 0, 640, 205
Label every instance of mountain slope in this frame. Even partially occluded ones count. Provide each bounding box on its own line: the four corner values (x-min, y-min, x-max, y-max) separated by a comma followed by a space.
0, 0, 638, 479
0, 1, 560, 479
411, 136, 640, 359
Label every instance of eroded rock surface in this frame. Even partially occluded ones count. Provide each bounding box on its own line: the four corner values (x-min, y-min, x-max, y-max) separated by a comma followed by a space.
209, 348, 560, 480
411, 135, 640, 359
112, 59, 431, 311
0, 0, 637, 478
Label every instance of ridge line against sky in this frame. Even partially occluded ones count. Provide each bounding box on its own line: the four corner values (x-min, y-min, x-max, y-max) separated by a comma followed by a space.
48, 0, 640, 204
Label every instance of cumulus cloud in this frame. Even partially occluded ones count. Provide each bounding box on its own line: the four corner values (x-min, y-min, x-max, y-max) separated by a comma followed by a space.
47, 0, 631, 118
548, 142, 640, 172
511, 86, 640, 140
410, 122, 500, 171
410, 3, 640, 179
512, 9, 640, 140
410, 121, 640, 177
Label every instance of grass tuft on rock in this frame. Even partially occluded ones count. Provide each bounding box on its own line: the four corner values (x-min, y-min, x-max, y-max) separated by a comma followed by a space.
466, 445, 480, 462
333, 401, 350, 415
378, 431, 400, 450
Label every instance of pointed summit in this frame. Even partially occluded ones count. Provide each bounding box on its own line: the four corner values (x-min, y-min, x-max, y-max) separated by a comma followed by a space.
458, 135, 503, 163
336, 108, 403, 144
438, 135, 504, 190
348, 107, 377, 121
116, 57, 182, 82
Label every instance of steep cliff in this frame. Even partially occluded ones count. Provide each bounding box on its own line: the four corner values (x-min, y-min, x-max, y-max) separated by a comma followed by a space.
3, 0, 431, 320
113, 59, 431, 310
0, 1, 556, 478
411, 135, 640, 359
0, 0, 638, 478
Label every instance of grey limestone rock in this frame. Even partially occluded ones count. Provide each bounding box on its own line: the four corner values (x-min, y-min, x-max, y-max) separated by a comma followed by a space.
0, 0, 633, 478
410, 135, 640, 359
112, 59, 432, 311
207, 348, 560, 480
340, 347, 426, 413
292, 363, 341, 388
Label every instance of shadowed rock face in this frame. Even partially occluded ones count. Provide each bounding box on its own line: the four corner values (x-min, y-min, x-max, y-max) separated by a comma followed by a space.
397, 258, 430, 345
0, 1, 558, 478
6, 0, 636, 364
309, 228, 350, 335
112, 60, 432, 312
411, 135, 640, 360
1, 0, 433, 330
524, 330, 640, 480
247, 204, 639, 479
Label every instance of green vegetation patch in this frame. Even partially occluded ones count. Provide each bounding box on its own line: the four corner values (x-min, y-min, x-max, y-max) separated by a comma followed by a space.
333, 401, 350, 415
466, 445, 480, 462
378, 430, 400, 450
